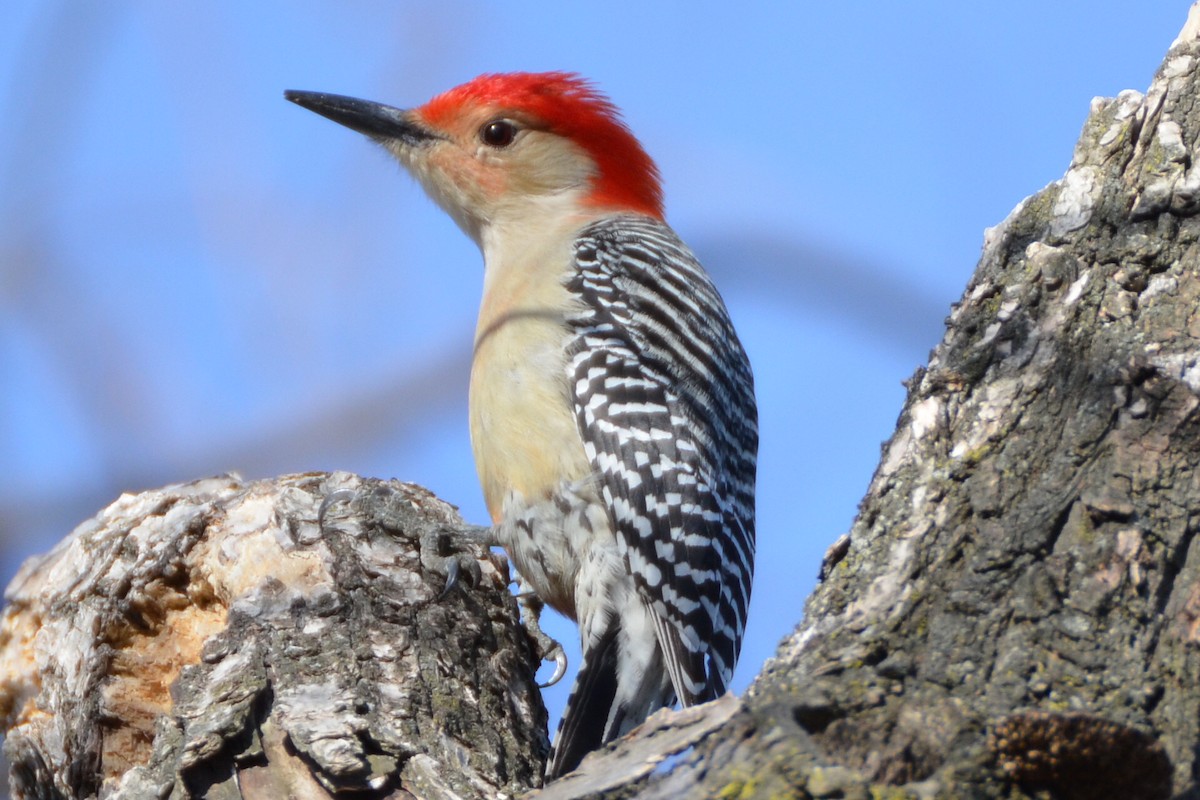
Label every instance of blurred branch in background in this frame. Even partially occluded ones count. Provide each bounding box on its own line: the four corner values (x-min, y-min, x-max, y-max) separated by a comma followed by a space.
696, 232, 947, 356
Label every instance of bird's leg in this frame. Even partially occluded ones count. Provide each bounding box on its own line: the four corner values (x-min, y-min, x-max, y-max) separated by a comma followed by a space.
514, 577, 568, 687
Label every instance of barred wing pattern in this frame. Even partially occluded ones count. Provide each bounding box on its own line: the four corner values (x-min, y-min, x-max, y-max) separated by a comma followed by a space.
566, 214, 757, 706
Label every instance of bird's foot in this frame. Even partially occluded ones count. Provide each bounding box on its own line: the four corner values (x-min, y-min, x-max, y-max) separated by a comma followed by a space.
317, 485, 492, 599
515, 579, 568, 687
420, 523, 492, 599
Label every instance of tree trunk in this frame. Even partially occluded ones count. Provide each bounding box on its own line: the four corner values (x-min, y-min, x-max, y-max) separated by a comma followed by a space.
8, 5, 1200, 799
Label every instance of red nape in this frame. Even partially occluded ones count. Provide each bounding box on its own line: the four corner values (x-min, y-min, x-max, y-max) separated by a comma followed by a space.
420, 72, 665, 220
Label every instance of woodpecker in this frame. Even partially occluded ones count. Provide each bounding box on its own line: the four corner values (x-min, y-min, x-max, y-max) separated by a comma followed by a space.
286, 73, 757, 779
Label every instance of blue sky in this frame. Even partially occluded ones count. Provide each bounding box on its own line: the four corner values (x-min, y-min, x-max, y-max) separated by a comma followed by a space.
1, 2, 1191, 733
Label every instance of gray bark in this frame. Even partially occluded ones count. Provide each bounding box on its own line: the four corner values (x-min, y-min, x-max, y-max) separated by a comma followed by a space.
8, 5, 1200, 799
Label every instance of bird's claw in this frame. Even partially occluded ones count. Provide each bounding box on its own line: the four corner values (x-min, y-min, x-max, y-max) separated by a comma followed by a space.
420, 524, 488, 598
439, 557, 461, 600
318, 489, 358, 528
436, 554, 484, 599
515, 584, 568, 686
542, 645, 568, 688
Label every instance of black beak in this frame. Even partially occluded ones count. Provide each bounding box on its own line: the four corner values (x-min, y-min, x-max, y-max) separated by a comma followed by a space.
284, 90, 439, 146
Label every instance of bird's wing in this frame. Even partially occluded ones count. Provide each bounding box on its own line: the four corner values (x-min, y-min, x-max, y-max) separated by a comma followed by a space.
566, 213, 757, 703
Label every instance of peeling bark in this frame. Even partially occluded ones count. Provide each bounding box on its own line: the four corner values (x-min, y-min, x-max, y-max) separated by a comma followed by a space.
8, 5, 1200, 799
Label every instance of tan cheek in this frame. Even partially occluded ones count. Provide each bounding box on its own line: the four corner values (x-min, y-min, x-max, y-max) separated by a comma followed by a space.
428, 148, 506, 205
508, 137, 595, 196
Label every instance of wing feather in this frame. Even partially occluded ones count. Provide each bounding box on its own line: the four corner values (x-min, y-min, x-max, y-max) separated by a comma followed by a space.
566, 214, 757, 704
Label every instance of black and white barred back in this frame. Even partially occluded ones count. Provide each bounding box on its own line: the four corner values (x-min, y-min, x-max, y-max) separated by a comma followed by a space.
552, 213, 757, 774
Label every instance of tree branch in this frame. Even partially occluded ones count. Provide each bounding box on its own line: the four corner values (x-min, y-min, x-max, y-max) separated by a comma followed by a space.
0, 474, 546, 799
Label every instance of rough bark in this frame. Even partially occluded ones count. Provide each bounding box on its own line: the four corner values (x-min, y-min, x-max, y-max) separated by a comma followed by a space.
9, 5, 1200, 800
0, 473, 546, 799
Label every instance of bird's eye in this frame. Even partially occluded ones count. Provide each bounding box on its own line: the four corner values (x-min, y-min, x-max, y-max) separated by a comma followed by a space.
480, 119, 518, 148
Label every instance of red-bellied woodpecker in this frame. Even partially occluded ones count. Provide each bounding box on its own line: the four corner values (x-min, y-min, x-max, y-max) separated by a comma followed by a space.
286, 73, 757, 780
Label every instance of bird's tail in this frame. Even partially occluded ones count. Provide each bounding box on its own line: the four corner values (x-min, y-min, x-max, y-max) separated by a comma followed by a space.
545, 617, 674, 780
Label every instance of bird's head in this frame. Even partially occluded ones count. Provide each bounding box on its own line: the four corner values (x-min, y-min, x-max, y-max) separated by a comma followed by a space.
285, 72, 663, 246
